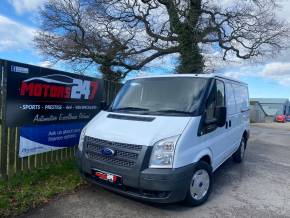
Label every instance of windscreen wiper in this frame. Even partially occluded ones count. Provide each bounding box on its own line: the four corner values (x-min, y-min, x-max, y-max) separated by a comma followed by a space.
153, 109, 194, 115
113, 107, 149, 112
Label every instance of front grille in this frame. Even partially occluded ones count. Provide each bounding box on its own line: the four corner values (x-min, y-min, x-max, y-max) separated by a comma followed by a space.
86, 152, 136, 167
86, 137, 142, 151
85, 136, 142, 168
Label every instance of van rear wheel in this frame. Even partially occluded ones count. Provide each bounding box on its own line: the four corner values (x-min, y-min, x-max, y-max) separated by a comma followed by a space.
233, 137, 246, 163
183, 161, 213, 206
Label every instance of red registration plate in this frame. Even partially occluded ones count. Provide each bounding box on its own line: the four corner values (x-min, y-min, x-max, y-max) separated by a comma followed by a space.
93, 170, 122, 184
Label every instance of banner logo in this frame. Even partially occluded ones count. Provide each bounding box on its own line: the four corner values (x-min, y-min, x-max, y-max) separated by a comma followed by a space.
19, 74, 98, 100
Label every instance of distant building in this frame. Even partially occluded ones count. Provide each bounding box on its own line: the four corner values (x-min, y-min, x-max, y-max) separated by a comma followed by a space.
250, 98, 290, 122
250, 101, 267, 123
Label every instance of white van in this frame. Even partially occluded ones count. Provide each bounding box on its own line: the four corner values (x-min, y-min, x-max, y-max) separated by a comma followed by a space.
76, 74, 250, 206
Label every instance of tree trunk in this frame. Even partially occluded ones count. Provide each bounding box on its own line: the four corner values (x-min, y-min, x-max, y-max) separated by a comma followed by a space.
100, 65, 123, 82
177, 41, 204, 74
176, 0, 204, 74
176, 28, 204, 74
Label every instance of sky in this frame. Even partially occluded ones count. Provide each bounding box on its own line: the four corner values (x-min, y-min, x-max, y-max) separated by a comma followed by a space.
0, 0, 290, 99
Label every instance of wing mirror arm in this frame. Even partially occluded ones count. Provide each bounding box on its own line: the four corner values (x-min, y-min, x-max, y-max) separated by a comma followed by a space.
100, 101, 108, 110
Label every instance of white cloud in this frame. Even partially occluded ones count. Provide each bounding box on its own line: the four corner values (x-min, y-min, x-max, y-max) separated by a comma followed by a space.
38, 60, 53, 68
278, 0, 290, 22
0, 15, 36, 51
259, 62, 290, 86
223, 71, 249, 80
261, 62, 290, 76
8, 0, 46, 14
222, 61, 290, 87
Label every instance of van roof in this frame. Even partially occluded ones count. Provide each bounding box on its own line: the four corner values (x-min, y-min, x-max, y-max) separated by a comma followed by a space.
131, 74, 247, 85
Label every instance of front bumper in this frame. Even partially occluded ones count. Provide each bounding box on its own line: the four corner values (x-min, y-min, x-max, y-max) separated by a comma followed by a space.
76, 150, 194, 203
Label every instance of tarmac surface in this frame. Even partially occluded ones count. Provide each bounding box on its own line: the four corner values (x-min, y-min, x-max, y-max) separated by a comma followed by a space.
21, 126, 290, 218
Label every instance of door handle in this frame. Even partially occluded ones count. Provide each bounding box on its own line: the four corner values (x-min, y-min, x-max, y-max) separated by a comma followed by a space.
229, 120, 232, 127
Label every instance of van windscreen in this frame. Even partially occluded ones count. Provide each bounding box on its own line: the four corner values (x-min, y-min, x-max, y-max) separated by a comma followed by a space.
111, 77, 208, 116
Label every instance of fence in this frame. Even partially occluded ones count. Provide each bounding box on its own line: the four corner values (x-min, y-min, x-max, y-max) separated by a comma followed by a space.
0, 75, 121, 179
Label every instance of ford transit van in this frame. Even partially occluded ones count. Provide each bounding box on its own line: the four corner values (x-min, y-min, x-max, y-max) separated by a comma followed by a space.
76, 74, 250, 206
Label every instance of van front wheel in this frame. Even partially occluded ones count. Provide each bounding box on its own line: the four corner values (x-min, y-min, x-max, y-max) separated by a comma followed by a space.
233, 137, 246, 163
183, 161, 213, 206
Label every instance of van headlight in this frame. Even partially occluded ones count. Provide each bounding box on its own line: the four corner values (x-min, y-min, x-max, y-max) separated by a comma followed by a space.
78, 128, 87, 152
149, 135, 180, 168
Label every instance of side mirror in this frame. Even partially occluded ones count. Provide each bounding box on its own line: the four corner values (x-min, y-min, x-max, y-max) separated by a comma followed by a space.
215, 106, 227, 127
100, 101, 108, 110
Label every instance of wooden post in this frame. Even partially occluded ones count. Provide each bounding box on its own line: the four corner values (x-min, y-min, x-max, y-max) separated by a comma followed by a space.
8, 128, 16, 178
0, 60, 8, 179
15, 128, 21, 173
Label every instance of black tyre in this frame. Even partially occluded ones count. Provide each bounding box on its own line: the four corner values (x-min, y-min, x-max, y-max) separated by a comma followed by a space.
233, 137, 246, 163
183, 161, 213, 206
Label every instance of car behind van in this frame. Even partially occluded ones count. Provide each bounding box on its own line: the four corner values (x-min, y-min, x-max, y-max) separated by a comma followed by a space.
76, 74, 250, 206
275, 114, 286, 123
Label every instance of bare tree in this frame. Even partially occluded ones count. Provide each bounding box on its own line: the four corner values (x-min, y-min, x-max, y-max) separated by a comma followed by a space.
35, 0, 289, 81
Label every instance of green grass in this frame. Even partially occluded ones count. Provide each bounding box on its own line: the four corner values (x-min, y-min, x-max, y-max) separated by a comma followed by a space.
0, 160, 84, 217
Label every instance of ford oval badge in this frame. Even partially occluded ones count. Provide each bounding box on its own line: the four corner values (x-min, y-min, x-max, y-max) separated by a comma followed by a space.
101, 148, 115, 157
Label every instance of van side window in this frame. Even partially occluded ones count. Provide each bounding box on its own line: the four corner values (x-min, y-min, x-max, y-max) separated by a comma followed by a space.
232, 84, 249, 112
205, 80, 225, 122
216, 80, 225, 107
205, 84, 216, 121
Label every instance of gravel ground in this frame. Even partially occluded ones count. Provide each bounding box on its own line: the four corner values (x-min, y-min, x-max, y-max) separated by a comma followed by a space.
21, 126, 290, 218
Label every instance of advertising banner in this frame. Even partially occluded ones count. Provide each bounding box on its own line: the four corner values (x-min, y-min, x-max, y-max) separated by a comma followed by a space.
5, 60, 103, 126
19, 123, 85, 157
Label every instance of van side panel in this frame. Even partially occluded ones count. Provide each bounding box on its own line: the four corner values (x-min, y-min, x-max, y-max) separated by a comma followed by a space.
232, 83, 250, 142
225, 82, 241, 155
241, 84, 250, 137
174, 79, 249, 171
